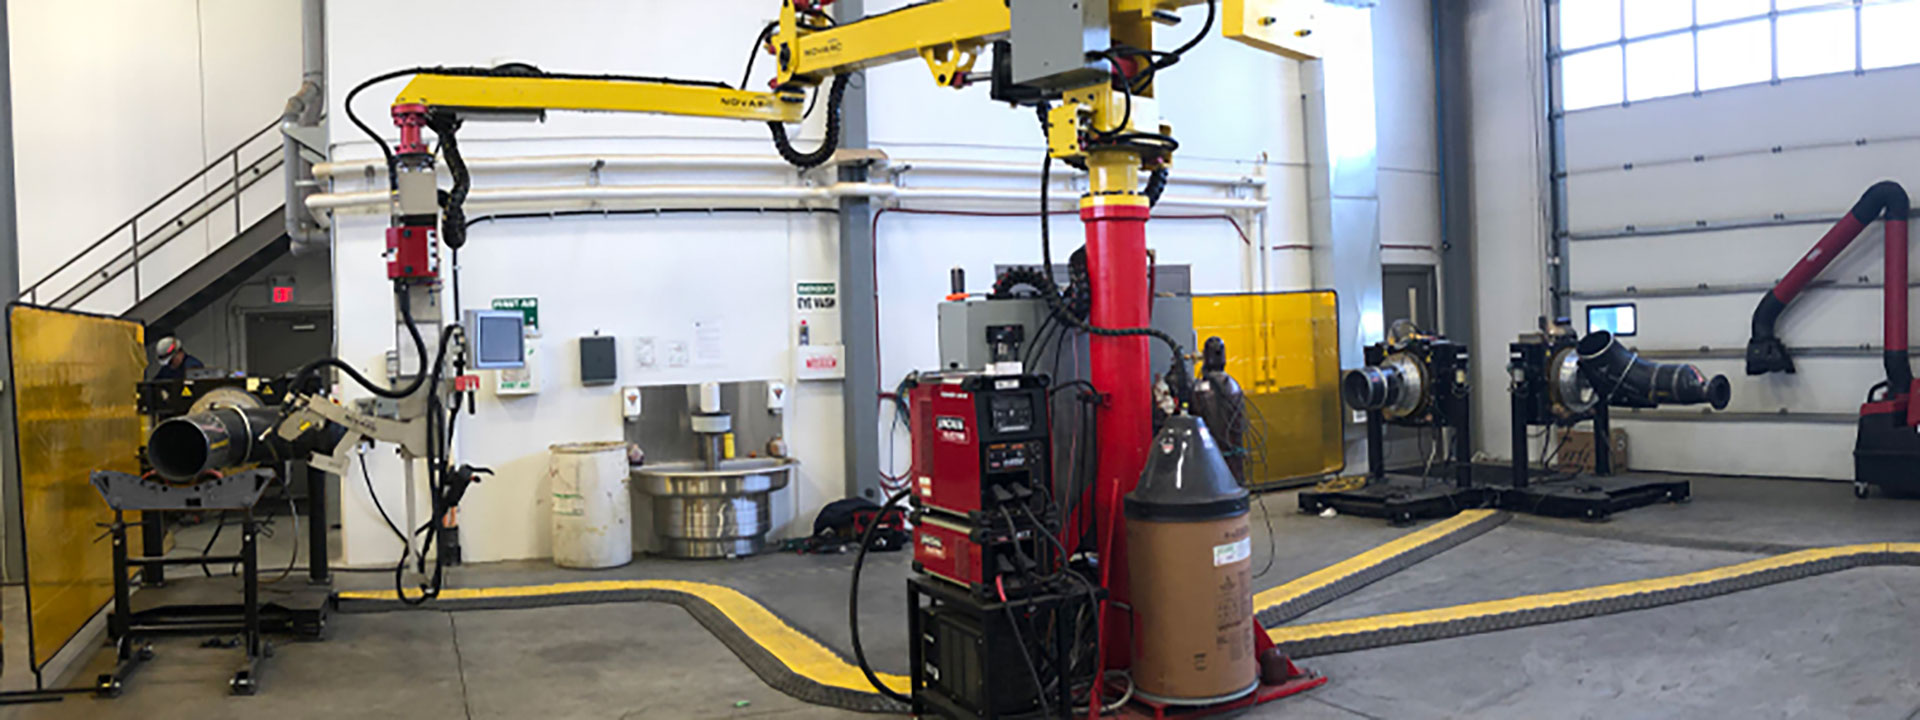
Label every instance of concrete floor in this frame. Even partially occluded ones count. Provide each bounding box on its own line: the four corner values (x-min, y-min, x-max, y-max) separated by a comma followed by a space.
6, 473, 1920, 719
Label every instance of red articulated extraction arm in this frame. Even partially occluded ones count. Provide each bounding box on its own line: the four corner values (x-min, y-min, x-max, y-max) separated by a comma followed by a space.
1747, 181, 1912, 398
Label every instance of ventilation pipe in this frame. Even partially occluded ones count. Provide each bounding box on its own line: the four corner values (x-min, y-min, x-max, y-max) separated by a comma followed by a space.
283, 0, 327, 253
1747, 181, 1910, 395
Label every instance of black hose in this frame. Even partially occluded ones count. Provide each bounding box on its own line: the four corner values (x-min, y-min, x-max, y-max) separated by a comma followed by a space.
768, 73, 850, 169
849, 488, 913, 704
289, 287, 429, 403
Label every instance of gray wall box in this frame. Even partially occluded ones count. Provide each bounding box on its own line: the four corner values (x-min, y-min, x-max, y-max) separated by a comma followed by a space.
579, 336, 618, 386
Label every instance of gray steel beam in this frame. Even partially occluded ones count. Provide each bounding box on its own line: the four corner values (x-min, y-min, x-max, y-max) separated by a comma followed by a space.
1433, 0, 1473, 347
0, 1, 22, 582
835, 0, 881, 500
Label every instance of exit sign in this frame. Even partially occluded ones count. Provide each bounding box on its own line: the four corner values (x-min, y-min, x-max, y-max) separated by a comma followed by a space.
271, 285, 294, 304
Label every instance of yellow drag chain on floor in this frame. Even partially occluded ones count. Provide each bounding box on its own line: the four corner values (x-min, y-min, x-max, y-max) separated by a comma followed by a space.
1267, 542, 1920, 658
336, 579, 910, 713
334, 513, 1494, 712
1254, 509, 1508, 625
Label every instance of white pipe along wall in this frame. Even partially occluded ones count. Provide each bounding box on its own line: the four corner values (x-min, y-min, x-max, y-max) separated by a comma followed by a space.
321, 0, 1411, 566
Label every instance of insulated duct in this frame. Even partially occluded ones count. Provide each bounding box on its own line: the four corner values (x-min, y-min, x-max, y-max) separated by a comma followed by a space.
147, 407, 290, 481
1748, 181, 1910, 395
1579, 330, 1731, 410
283, 0, 326, 253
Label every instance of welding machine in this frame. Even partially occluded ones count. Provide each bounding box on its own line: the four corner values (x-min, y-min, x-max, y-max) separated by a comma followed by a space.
911, 512, 1054, 600
906, 373, 1052, 523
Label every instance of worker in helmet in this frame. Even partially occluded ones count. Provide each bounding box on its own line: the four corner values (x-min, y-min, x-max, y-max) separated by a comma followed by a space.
152, 336, 204, 380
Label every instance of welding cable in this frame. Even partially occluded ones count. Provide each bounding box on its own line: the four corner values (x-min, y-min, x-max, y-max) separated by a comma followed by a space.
428, 114, 471, 251
847, 487, 913, 704
360, 448, 430, 606
287, 286, 430, 404
996, 574, 1056, 718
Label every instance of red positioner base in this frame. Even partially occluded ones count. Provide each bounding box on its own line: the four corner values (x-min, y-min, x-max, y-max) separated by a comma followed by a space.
1113, 661, 1328, 720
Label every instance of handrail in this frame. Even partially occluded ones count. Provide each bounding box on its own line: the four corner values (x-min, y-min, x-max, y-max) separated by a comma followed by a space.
21, 118, 282, 303
56, 152, 285, 308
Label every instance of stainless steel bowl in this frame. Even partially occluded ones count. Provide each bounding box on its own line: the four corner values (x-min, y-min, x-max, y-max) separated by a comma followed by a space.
634, 458, 793, 559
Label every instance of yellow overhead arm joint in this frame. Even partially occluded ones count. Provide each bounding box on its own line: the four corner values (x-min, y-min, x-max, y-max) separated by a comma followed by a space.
392, 74, 807, 123
774, 0, 1010, 86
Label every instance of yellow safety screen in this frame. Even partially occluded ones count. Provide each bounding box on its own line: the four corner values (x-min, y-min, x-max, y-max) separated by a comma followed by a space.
1190, 291, 1341, 487
9, 305, 145, 669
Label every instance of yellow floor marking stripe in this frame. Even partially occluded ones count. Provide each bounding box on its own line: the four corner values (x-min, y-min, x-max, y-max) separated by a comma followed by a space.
339, 579, 910, 695
1253, 509, 1499, 611
1268, 542, 1901, 644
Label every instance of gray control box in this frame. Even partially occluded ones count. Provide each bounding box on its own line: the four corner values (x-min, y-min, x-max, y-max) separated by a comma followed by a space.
1010, 0, 1110, 90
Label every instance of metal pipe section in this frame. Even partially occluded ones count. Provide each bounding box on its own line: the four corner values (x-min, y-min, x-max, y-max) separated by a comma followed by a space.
304, 182, 1265, 219
146, 407, 287, 481
1747, 181, 1910, 391
1579, 330, 1731, 411
315, 154, 1265, 188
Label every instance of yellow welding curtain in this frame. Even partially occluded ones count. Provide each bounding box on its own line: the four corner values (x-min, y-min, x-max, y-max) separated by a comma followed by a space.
9, 305, 145, 669
1190, 291, 1342, 487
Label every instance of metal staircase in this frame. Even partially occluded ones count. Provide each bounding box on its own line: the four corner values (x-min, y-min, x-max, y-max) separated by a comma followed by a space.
19, 119, 298, 328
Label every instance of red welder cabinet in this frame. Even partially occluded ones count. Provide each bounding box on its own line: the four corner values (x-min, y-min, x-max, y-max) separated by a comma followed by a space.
907, 374, 1051, 523
912, 512, 1054, 601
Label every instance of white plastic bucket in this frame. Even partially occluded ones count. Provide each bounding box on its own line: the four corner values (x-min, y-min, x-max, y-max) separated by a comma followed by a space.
548, 441, 633, 568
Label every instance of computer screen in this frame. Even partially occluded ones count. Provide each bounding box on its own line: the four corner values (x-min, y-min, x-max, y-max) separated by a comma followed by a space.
1587, 303, 1637, 337
466, 310, 526, 369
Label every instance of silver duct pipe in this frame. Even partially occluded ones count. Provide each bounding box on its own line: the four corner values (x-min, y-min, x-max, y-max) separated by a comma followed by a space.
283, 0, 326, 253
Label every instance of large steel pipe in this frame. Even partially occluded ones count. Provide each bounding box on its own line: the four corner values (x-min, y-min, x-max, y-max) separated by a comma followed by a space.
147, 407, 285, 481
1579, 331, 1731, 410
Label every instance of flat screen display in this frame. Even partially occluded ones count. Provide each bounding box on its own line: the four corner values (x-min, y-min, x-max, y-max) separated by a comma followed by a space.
1587, 303, 1637, 337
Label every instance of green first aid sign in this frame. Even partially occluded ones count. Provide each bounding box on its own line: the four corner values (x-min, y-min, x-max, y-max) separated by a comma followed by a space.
492, 297, 539, 332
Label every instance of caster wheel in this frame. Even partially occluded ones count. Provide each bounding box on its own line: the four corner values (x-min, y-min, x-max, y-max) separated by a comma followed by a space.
96, 676, 122, 698
230, 675, 256, 696
138, 644, 156, 661
1854, 483, 1871, 499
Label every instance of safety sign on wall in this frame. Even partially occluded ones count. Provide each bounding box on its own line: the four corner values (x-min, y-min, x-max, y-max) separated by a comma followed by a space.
491, 296, 540, 333
795, 282, 836, 313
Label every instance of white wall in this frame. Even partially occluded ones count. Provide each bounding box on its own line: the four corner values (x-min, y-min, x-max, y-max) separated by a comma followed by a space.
1464, 0, 1553, 458
324, 0, 1326, 565
9, 0, 299, 308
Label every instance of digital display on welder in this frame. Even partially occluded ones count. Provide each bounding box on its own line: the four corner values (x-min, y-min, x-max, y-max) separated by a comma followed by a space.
1587, 303, 1637, 337
989, 395, 1034, 433
986, 441, 1044, 471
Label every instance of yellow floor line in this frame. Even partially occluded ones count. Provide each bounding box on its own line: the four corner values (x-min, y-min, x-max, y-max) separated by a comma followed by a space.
338, 579, 910, 695
1269, 541, 1920, 644
1253, 509, 1500, 612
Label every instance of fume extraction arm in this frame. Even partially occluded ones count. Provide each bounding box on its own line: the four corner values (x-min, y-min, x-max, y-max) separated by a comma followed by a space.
1747, 180, 1912, 396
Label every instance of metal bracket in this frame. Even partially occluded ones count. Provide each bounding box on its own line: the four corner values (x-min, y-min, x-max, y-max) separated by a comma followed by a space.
919, 41, 982, 88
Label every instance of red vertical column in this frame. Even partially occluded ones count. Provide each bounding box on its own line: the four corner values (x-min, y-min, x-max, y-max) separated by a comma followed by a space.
1083, 199, 1152, 670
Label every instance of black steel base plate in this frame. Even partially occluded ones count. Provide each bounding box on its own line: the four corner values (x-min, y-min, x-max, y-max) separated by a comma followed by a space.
1497, 475, 1690, 520
1299, 476, 1492, 525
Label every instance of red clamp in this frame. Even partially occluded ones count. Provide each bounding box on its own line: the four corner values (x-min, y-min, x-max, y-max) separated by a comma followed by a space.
454, 375, 481, 392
